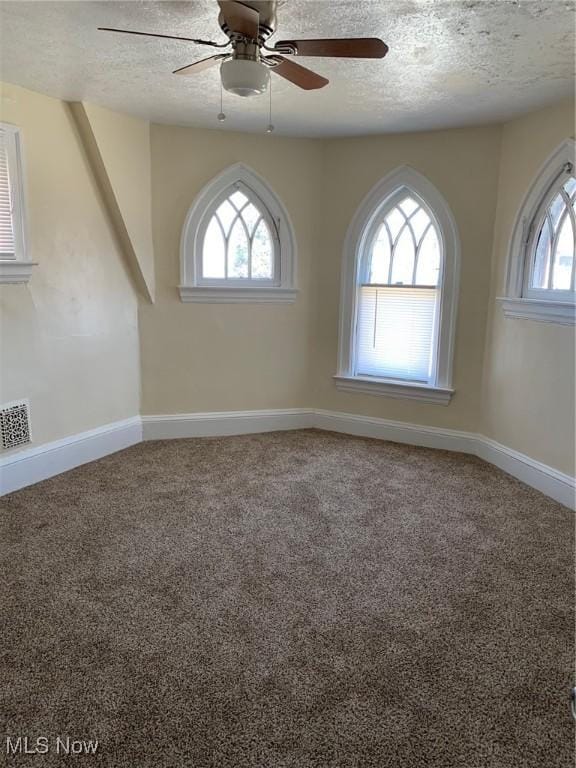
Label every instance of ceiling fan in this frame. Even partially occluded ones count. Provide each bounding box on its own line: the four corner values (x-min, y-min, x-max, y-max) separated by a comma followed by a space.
99, 0, 388, 97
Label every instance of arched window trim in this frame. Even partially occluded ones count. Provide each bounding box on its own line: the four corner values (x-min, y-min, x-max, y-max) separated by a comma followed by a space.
179, 163, 297, 303
335, 166, 460, 405
500, 138, 576, 325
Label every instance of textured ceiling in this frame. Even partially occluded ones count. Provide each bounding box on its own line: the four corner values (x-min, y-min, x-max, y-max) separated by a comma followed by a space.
0, 0, 574, 137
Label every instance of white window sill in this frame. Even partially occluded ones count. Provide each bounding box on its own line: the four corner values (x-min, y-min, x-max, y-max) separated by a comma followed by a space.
333, 375, 454, 405
498, 297, 576, 325
179, 285, 298, 304
0, 261, 36, 284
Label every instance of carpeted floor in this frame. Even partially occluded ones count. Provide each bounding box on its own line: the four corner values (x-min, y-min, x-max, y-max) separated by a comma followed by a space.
1, 429, 573, 767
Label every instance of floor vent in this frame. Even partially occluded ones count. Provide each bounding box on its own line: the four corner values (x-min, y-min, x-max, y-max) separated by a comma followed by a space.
0, 400, 31, 449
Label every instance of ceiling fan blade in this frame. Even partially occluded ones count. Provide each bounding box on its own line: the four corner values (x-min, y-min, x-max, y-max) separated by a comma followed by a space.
173, 54, 229, 75
274, 38, 388, 58
98, 27, 225, 48
266, 56, 328, 90
217, 1, 260, 38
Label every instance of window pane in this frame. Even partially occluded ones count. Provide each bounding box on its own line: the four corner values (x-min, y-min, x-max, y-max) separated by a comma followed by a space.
369, 227, 391, 283
356, 286, 437, 382
385, 208, 405, 240
251, 220, 273, 279
0, 129, 16, 258
228, 218, 249, 278
548, 193, 565, 232
531, 217, 552, 289
528, 177, 576, 295
370, 199, 441, 288
242, 203, 261, 235
390, 226, 415, 284
399, 197, 419, 217
229, 190, 248, 210
410, 208, 432, 243
215, 199, 235, 236
564, 177, 576, 199
551, 214, 574, 289
202, 217, 225, 278
415, 227, 441, 285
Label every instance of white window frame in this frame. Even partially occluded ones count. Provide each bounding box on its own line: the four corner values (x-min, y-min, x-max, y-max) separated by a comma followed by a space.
0, 122, 34, 284
179, 163, 297, 303
334, 166, 460, 405
500, 138, 576, 325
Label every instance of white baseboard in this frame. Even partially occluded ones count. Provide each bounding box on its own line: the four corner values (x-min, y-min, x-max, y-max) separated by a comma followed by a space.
313, 409, 477, 453
314, 409, 574, 510
2, 408, 573, 510
142, 408, 314, 440
475, 436, 575, 510
0, 416, 142, 496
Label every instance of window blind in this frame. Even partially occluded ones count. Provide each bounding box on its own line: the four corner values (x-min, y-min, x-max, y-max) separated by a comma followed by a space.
356, 285, 438, 382
0, 129, 16, 259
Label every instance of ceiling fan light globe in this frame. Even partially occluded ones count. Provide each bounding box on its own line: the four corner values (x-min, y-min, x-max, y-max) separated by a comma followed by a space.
220, 59, 269, 97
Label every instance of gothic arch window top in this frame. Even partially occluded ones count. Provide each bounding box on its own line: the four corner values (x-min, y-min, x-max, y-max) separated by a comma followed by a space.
501, 139, 576, 325
180, 164, 297, 303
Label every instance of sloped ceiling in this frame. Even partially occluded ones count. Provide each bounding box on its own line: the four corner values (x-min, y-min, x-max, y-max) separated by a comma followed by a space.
70, 102, 155, 301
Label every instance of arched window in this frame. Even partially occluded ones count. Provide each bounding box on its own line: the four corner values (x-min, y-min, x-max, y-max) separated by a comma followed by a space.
502, 139, 575, 324
335, 167, 460, 404
179, 164, 297, 303
528, 176, 576, 294
202, 187, 276, 281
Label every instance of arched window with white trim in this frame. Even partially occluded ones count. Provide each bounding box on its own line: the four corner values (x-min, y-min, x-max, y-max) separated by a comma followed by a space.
335, 167, 460, 405
180, 164, 297, 303
502, 139, 575, 324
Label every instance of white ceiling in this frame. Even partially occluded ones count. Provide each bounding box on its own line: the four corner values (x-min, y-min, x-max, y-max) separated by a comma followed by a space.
0, 0, 574, 137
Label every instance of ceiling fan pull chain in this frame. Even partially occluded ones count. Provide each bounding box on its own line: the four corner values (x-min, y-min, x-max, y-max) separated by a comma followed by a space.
217, 79, 226, 122
266, 76, 274, 133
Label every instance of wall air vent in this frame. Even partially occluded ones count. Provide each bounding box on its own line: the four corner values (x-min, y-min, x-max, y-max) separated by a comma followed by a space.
0, 400, 31, 449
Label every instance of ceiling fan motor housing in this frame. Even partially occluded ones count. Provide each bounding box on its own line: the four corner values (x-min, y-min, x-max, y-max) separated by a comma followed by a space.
218, 0, 276, 42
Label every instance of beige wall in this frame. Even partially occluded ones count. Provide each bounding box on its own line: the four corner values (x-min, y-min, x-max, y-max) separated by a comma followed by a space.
311, 127, 502, 431
142, 124, 502, 428
0, 83, 140, 450
139, 124, 322, 414
481, 99, 575, 475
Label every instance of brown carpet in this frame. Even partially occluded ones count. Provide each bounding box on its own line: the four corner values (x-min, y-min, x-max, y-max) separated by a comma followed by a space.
1, 429, 573, 767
